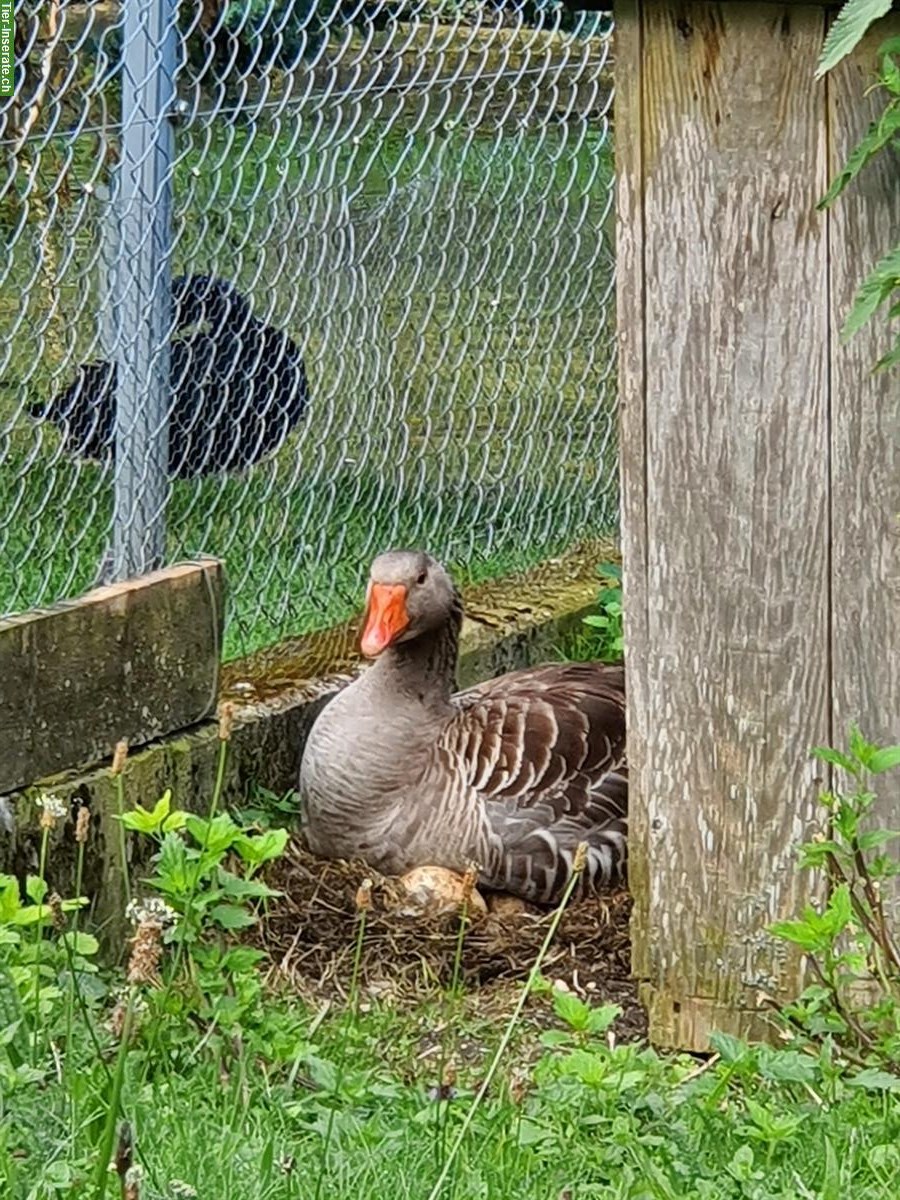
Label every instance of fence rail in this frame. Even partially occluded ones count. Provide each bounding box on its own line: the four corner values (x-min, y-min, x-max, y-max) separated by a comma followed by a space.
1, 0, 617, 660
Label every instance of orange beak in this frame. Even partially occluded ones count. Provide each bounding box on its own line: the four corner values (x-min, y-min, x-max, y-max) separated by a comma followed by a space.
360, 582, 410, 658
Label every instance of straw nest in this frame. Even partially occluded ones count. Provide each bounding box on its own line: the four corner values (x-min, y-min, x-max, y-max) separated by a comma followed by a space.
252, 838, 647, 1041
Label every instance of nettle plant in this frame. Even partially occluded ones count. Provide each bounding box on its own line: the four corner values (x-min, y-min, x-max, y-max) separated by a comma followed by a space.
119, 790, 288, 943
116, 790, 289, 1040
817, 1, 900, 372
770, 728, 900, 1072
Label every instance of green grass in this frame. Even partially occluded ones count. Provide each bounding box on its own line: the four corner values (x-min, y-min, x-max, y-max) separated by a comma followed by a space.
5, 733, 900, 1199
4, 984, 900, 1199
0, 98, 617, 660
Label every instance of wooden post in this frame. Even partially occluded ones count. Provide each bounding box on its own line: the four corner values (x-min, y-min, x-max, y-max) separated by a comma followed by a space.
617, 0, 900, 1049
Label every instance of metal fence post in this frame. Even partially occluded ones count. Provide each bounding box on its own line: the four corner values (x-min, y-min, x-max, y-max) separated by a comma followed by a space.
111, 0, 177, 579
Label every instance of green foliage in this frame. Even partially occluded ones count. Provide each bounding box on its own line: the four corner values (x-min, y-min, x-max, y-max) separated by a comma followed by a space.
770, 728, 900, 1072
818, 18, 900, 372
816, 0, 894, 77
117, 796, 288, 943
0, 874, 97, 1093
581, 561, 624, 662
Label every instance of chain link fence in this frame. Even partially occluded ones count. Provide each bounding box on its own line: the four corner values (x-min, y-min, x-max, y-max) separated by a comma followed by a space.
1, 0, 616, 660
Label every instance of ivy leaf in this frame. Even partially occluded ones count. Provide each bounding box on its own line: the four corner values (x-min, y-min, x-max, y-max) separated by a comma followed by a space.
815, 0, 894, 79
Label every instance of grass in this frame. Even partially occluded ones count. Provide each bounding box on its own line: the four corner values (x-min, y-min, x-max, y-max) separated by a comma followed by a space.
5, 961, 900, 1198
0, 85, 617, 661
4, 726, 900, 1200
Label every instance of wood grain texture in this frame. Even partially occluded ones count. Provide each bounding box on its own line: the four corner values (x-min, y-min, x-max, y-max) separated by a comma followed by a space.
829, 16, 900, 911
615, 0, 653, 980
620, 0, 832, 1047
0, 560, 224, 793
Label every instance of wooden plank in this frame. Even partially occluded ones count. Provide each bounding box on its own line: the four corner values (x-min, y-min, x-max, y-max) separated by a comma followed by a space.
0, 560, 224, 793
621, 0, 831, 1047
615, 0, 653, 981
829, 15, 900, 910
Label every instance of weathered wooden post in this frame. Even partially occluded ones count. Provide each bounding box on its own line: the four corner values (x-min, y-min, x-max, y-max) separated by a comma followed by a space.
616, 0, 900, 1049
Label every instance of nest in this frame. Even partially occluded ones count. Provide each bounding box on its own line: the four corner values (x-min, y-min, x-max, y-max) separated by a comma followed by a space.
252, 839, 647, 1041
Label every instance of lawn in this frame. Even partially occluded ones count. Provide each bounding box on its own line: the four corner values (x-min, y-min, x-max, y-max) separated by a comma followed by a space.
3, 709, 900, 1200
0, 93, 617, 661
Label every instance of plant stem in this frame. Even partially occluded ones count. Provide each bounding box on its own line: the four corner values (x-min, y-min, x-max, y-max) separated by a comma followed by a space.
65, 835, 89, 1097
115, 773, 132, 910
435, 875, 473, 1172
31, 825, 50, 1066
313, 901, 368, 1200
137, 730, 231, 1088
426, 855, 586, 1200
91, 990, 135, 1200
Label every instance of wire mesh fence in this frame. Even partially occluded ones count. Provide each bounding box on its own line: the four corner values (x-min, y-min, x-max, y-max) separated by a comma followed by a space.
1, 0, 617, 661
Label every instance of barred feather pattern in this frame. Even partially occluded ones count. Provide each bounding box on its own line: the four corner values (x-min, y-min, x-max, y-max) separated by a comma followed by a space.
299, 552, 628, 905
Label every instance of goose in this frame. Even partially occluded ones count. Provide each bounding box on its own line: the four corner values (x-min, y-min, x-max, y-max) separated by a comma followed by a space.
299, 549, 628, 904
29, 273, 310, 479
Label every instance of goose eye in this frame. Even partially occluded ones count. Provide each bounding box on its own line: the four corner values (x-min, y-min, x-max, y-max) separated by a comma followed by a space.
416, 570, 427, 585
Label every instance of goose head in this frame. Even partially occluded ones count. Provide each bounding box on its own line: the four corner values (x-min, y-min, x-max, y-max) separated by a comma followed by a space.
360, 549, 460, 659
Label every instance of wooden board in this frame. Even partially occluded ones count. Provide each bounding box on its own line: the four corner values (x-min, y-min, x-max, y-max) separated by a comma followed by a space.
619, 0, 832, 1047
829, 15, 900, 910
0, 560, 224, 793
615, 0, 653, 982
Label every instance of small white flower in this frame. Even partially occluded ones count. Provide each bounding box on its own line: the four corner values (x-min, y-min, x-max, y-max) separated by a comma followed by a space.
125, 897, 177, 929
124, 1165, 144, 1186
36, 793, 67, 821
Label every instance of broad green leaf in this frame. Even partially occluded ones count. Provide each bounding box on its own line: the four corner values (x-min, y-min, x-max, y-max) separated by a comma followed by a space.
857, 828, 900, 850
849, 724, 878, 766
874, 337, 900, 373
118, 806, 163, 835
538, 1029, 573, 1048
842, 245, 900, 339
757, 1046, 817, 1084
0, 876, 21, 923
151, 790, 172, 824
559, 1048, 607, 1086
517, 1118, 554, 1147
825, 883, 853, 934
553, 990, 592, 1031
845, 1067, 900, 1091
815, 0, 893, 79
186, 812, 240, 854
232, 828, 289, 866
60, 931, 99, 957
868, 745, 900, 774
883, 48, 900, 93
215, 868, 279, 901
709, 1030, 749, 1063
768, 918, 826, 952
811, 746, 858, 775
586, 1003, 622, 1036
25, 876, 47, 906
209, 903, 257, 930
